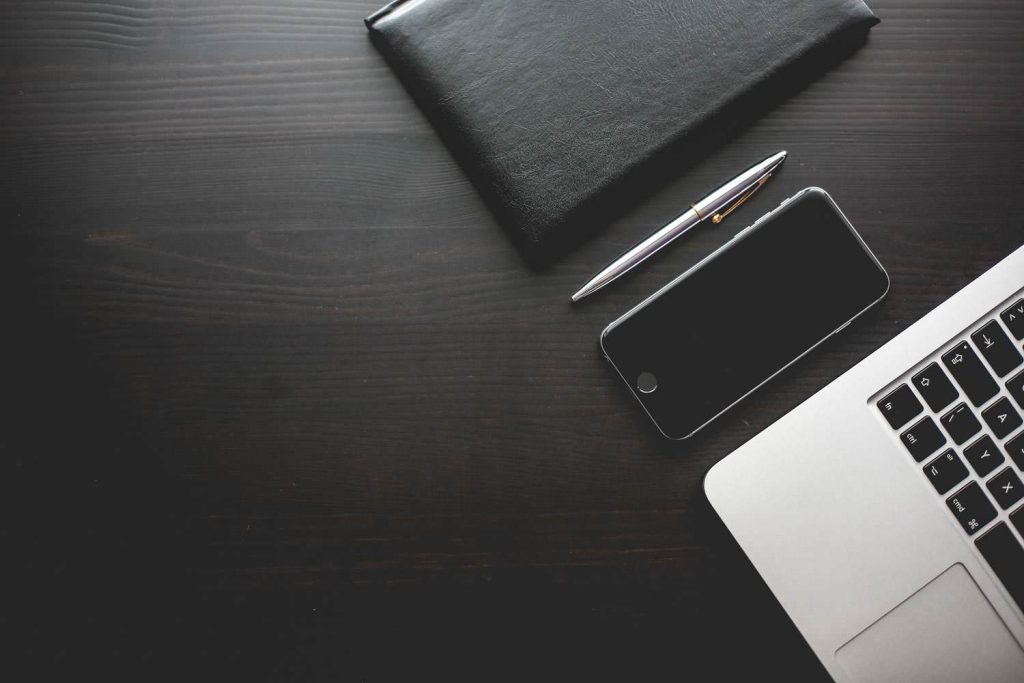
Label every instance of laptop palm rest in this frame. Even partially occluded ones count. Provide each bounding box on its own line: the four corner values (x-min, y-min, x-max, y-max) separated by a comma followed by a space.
836, 564, 1024, 682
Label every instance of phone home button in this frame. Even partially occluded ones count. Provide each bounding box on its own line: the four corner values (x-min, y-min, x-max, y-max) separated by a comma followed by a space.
637, 372, 658, 394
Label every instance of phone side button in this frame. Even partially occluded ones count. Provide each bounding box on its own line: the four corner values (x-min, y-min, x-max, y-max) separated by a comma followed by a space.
732, 218, 766, 243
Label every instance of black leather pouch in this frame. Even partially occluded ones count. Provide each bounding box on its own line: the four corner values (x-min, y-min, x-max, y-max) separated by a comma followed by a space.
366, 0, 879, 267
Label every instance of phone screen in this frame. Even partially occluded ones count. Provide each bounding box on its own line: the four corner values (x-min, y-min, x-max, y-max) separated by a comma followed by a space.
600, 188, 889, 440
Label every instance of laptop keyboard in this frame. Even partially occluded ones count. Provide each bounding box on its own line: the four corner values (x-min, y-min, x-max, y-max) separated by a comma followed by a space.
876, 295, 1024, 614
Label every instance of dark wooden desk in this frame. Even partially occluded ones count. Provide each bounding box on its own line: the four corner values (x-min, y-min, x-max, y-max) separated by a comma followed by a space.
5, 1, 1023, 679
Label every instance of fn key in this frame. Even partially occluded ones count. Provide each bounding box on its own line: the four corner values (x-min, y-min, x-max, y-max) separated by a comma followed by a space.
975, 523, 1024, 612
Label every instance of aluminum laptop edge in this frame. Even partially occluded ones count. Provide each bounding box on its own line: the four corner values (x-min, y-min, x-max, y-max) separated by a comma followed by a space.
705, 244, 1024, 683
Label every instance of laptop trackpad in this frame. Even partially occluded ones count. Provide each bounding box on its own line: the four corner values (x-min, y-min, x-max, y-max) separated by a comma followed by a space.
836, 564, 1024, 682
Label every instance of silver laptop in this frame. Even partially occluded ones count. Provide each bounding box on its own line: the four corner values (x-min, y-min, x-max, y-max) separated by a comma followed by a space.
705, 244, 1024, 682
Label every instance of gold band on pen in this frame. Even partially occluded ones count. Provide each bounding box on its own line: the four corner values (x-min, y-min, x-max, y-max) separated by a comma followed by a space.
713, 174, 772, 224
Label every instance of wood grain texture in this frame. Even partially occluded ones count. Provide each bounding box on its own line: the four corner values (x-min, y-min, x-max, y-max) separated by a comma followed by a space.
4, 1, 1024, 680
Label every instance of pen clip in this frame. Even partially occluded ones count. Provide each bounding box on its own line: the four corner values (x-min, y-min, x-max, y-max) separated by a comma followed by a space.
712, 174, 772, 225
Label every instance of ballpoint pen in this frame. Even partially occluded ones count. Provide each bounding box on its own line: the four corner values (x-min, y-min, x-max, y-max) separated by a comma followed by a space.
571, 150, 788, 303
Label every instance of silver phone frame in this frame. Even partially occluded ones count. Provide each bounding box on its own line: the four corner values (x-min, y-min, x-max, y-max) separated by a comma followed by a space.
599, 187, 892, 440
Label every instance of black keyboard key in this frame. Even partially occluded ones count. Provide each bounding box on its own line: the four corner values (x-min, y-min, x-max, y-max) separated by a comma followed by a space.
946, 482, 998, 535
877, 384, 922, 429
942, 341, 999, 407
971, 320, 1023, 377
1007, 432, 1024, 469
900, 417, 946, 462
940, 403, 982, 445
982, 397, 1023, 440
975, 522, 1024, 611
1012, 505, 1024, 537
1009, 371, 1024, 411
911, 363, 959, 412
963, 435, 1005, 477
1001, 299, 1024, 340
986, 468, 1024, 510
924, 450, 969, 494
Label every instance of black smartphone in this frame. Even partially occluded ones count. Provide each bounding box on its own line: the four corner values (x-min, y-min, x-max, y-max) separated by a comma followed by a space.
600, 187, 889, 440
